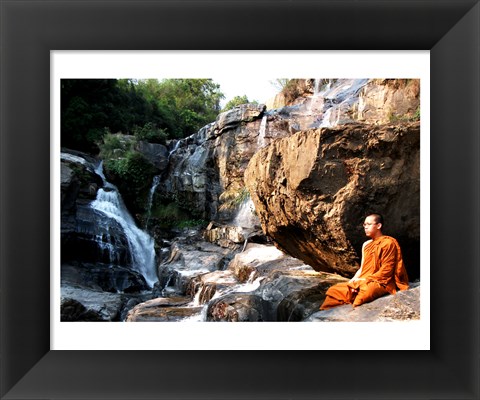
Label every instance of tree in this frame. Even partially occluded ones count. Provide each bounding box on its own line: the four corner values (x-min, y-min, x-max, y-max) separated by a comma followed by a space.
270, 79, 291, 91
222, 95, 253, 112
61, 78, 225, 153
139, 79, 224, 138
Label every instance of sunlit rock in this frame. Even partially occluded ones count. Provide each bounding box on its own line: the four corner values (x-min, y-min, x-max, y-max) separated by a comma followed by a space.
244, 122, 420, 279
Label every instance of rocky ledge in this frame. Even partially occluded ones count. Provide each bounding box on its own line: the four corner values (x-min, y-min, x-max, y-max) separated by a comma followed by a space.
306, 282, 420, 322
124, 227, 420, 322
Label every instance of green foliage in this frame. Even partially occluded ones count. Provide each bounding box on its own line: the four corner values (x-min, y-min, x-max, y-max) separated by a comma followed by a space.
133, 122, 168, 145
219, 187, 251, 211
387, 106, 420, 123
222, 95, 251, 112
105, 151, 154, 187
103, 151, 156, 213
149, 201, 206, 229
413, 106, 420, 121
135, 78, 225, 138
99, 131, 133, 159
61, 78, 225, 153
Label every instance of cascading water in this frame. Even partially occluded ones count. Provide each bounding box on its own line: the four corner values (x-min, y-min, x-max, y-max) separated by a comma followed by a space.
90, 162, 157, 287
145, 175, 161, 229
168, 140, 181, 158
314, 78, 321, 96
233, 198, 258, 229
257, 115, 268, 148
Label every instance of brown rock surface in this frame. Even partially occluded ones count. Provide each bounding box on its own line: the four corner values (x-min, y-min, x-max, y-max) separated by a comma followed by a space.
244, 122, 420, 279
357, 79, 420, 124
306, 282, 420, 322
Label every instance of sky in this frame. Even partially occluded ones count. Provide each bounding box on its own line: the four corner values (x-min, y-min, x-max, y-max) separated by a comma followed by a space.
214, 77, 281, 107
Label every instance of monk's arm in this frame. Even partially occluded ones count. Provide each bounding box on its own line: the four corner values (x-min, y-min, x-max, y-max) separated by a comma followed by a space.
350, 241, 369, 282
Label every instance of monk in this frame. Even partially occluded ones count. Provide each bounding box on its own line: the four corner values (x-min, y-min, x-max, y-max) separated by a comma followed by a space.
319, 213, 409, 310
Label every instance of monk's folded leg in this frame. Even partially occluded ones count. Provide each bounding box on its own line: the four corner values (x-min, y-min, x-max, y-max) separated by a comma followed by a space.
352, 281, 389, 307
320, 282, 355, 310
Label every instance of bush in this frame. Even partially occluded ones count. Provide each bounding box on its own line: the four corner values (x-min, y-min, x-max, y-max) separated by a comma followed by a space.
104, 151, 156, 213
222, 95, 252, 112
149, 201, 206, 229
133, 122, 169, 145
99, 131, 132, 159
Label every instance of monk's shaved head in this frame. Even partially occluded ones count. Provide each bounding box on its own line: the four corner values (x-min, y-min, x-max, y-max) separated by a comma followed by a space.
367, 213, 384, 225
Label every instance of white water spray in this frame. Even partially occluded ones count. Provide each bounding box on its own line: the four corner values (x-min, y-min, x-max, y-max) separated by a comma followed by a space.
90, 162, 157, 287
145, 175, 161, 228
233, 198, 258, 229
257, 115, 268, 148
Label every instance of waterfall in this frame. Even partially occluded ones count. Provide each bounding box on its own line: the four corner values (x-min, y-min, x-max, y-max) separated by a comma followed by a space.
90, 162, 157, 287
145, 175, 161, 229
314, 78, 321, 96
257, 115, 268, 148
233, 198, 258, 228
168, 140, 181, 158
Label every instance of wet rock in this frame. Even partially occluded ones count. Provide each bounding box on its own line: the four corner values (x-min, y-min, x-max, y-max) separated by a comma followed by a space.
125, 296, 202, 322
62, 262, 149, 293
157, 237, 232, 296
207, 293, 269, 322
61, 286, 125, 321
186, 269, 238, 305
256, 269, 347, 321
305, 282, 420, 322
227, 243, 287, 282
213, 103, 266, 134
203, 222, 245, 249
60, 298, 105, 321
61, 151, 102, 214
158, 104, 290, 222
62, 204, 132, 266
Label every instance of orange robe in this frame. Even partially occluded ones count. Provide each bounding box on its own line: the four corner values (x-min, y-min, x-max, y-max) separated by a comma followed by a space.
320, 235, 409, 310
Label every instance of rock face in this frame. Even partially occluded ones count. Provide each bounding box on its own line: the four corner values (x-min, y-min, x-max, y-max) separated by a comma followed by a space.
60, 150, 157, 321
158, 103, 291, 222
357, 79, 420, 124
244, 122, 420, 279
135, 140, 169, 171
306, 282, 420, 322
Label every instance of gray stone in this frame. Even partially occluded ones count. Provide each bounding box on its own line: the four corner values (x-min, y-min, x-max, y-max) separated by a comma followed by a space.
305, 282, 420, 322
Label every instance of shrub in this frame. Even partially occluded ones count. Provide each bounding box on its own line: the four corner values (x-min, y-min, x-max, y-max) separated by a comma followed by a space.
98, 131, 135, 159
149, 201, 206, 229
104, 151, 156, 213
133, 122, 169, 145
219, 187, 251, 211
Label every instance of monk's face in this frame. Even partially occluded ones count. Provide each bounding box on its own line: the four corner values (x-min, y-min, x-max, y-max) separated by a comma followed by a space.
363, 216, 382, 238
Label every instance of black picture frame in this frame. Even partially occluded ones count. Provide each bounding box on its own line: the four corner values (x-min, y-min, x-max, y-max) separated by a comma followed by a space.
1, 1, 479, 399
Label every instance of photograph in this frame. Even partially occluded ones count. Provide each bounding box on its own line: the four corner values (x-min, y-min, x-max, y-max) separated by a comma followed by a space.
59, 77, 422, 324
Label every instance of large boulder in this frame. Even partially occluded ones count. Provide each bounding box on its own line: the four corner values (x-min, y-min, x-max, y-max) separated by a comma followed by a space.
214, 103, 266, 134
135, 140, 169, 171
60, 285, 151, 322
62, 262, 149, 293
125, 296, 202, 322
244, 122, 420, 279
